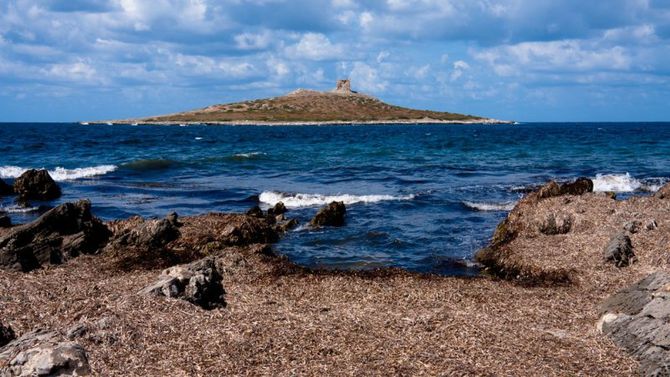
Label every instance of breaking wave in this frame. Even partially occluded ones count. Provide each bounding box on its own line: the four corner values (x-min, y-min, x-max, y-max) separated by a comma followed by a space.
0, 205, 39, 214
0, 165, 117, 181
592, 173, 666, 193
259, 191, 415, 208
232, 152, 267, 159
462, 201, 516, 212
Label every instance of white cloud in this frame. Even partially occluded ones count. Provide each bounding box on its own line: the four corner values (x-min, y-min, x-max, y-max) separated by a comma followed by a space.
284, 33, 344, 61
350, 62, 387, 93
234, 30, 273, 50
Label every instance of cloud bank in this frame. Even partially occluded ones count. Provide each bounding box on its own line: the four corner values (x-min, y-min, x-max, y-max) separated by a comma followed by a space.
1, 0, 668, 121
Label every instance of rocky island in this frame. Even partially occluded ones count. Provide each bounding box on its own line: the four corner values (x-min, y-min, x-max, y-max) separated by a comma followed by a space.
105, 80, 508, 125
2, 169, 670, 375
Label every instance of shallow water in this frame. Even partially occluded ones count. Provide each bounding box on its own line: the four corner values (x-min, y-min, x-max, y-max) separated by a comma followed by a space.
1, 122, 669, 275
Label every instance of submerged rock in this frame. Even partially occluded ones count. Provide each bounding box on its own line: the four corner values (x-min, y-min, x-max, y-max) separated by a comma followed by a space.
12, 169, 61, 201
603, 233, 635, 267
0, 200, 111, 272
310, 201, 346, 227
0, 330, 91, 376
599, 272, 670, 376
140, 257, 225, 309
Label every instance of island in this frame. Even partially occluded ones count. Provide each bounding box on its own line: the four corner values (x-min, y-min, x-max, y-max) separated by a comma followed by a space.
104, 80, 509, 125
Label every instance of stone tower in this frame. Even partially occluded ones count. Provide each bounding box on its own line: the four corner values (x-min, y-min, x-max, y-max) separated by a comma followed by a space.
333, 79, 353, 94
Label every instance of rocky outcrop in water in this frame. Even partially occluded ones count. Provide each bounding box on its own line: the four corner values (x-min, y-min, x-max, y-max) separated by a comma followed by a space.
599, 272, 670, 376
310, 201, 346, 227
12, 169, 61, 201
140, 257, 225, 309
0, 329, 91, 376
0, 200, 110, 272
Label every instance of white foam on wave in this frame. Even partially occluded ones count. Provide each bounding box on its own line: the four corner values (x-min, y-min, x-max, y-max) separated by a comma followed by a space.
592, 173, 666, 193
0, 165, 117, 181
233, 152, 266, 158
0, 205, 39, 213
462, 201, 516, 212
259, 191, 415, 208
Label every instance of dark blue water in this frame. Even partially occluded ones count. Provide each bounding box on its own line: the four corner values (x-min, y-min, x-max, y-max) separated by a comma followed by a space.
1, 122, 669, 275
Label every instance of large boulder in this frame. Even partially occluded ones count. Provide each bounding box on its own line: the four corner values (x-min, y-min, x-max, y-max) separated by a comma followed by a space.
109, 217, 180, 250
0, 200, 110, 272
0, 215, 11, 229
140, 257, 225, 310
0, 178, 13, 196
12, 170, 61, 201
655, 182, 670, 199
599, 272, 670, 376
310, 201, 346, 227
603, 233, 635, 267
0, 329, 91, 376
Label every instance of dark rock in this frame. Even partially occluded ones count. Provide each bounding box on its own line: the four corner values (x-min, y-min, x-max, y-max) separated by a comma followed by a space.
559, 177, 594, 196
0, 178, 13, 196
603, 233, 635, 267
246, 206, 264, 218
0, 215, 11, 228
310, 201, 346, 227
140, 257, 225, 309
539, 213, 572, 235
276, 218, 299, 233
166, 211, 181, 227
646, 220, 658, 231
599, 272, 670, 376
12, 169, 61, 201
623, 220, 642, 234
65, 324, 88, 341
267, 202, 287, 217
109, 217, 179, 250
537, 181, 561, 199
218, 217, 279, 246
655, 182, 670, 199
0, 200, 111, 272
0, 322, 15, 347
0, 329, 91, 376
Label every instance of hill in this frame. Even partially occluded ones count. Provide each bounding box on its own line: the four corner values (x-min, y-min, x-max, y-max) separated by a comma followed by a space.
113, 80, 507, 125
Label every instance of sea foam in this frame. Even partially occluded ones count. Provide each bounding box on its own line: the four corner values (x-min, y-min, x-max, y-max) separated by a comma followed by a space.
259, 191, 415, 208
462, 201, 516, 212
0, 165, 117, 181
592, 173, 666, 193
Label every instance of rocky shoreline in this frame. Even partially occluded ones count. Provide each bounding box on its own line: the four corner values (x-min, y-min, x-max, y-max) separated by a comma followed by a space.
2, 170, 669, 375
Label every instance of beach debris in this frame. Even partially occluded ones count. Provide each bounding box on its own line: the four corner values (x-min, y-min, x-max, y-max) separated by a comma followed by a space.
140, 257, 225, 309
0, 200, 110, 272
0, 178, 13, 196
599, 272, 670, 376
0, 329, 91, 376
603, 233, 635, 267
0, 322, 15, 347
310, 201, 346, 227
539, 213, 573, 235
12, 169, 61, 201
646, 219, 658, 231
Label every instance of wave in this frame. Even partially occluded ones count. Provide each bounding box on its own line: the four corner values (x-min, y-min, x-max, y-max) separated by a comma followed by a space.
121, 159, 178, 171
591, 173, 667, 193
0, 205, 39, 213
259, 191, 415, 208
462, 201, 516, 212
0, 165, 117, 181
232, 152, 267, 159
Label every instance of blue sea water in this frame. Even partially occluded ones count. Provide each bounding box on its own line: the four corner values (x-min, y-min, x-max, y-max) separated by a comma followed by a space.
1, 122, 669, 275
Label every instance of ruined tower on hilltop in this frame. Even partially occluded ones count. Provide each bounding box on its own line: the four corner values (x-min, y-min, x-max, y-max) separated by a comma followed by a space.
333, 79, 356, 94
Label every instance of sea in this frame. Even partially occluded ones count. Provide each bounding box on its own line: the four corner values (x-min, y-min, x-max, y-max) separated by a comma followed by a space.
1, 122, 669, 275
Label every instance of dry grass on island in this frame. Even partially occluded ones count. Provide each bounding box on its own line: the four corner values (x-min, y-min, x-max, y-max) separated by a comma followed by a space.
6, 170, 670, 375
113, 80, 500, 125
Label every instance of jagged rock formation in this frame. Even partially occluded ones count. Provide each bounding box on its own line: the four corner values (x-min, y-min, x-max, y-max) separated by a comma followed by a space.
12, 169, 61, 201
310, 201, 346, 227
0, 200, 110, 272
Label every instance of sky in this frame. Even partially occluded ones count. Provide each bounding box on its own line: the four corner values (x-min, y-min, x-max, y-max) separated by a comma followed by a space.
0, 0, 669, 122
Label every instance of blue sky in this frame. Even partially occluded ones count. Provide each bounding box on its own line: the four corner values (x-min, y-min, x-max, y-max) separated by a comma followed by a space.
0, 0, 669, 122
